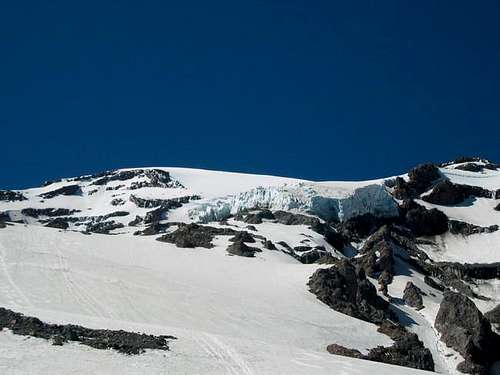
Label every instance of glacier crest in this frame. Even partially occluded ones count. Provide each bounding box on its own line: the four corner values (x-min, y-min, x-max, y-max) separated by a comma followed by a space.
189, 183, 399, 223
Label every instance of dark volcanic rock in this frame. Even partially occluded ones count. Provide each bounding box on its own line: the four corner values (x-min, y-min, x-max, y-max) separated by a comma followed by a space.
484, 304, 500, 330
310, 222, 346, 251
110, 198, 125, 206
326, 344, 363, 358
455, 163, 484, 172
39, 185, 82, 199
227, 240, 261, 257
92, 169, 182, 190
308, 259, 392, 324
336, 213, 396, 241
0, 190, 27, 202
263, 239, 276, 250
228, 231, 255, 243
424, 276, 445, 291
435, 292, 500, 373
327, 322, 434, 371
21, 208, 80, 218
297, 248, 329, 264
422, 180, 492, 206
86, 221, 125, 234
393, 164, 441, 199
404, 203, 448, 237
128, 215, 143, 227
0, 306, 175, 355
157, 223, 236, 248
130, 194, 200, 209
273, 211, 319, 226
403, 282, 425, 310
45, 218, 70, 230
236, 209, 275, 224
449, 220, 498, 236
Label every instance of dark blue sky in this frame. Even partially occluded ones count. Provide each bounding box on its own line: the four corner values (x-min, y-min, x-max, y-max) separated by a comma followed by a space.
1, 1, 499, 189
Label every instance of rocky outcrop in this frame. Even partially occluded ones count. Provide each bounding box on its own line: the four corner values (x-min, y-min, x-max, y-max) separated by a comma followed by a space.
484, 305, 500, 331
422, 180, 493, 206
402, 201, 448, 237
39, 185, 82, 199
494, 203, 500, 211
335, 213, 396, 241
227, 240, 261, 257
228, 231, 255, 243
137, 196, 200, 224
454, 163, 484, 172
21, 208, 80, 218
110, 198, 125, 206
45, 218, 70, 230
403, 282, 425, 310
327, 321, 434, 371
130, 194, 200, 209
156, 223, 236, 248
273, 210, 319, 226
393, 164, 441, 199
448, 220, 498, 236
435, 292, 500, 374
308, 259, 392, 324
235, 209, 275, 224
91, 169, 182, 190
0, 306, 175, 355
85, 221, 125, 234
296, 248, 329, 264
0, 190, 27, 201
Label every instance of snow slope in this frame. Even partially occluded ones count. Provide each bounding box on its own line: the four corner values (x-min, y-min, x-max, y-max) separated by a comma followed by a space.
0, 224, 423, 375
0, 163, 499, 374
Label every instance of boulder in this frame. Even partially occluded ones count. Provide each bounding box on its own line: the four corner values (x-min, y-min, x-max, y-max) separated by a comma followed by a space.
403, 282, 425, 310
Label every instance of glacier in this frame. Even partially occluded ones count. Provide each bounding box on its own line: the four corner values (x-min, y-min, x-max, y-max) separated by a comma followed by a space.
188, 182, 399, 223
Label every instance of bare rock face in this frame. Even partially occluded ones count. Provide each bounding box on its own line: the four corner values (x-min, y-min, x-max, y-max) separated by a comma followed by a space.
484, 304, 500, 331
403, 282, 424, 310
435, 292, 500, 374
494, 203, 500, 211
448, 220, 498, 236
228, 231, 255, 243
308, 259, 392, 324
39, 185, 82, 199
226, 240, 261, 257
403, 202, 449, 237
157, 223, 236, 248
393, 164, 441, 199
422, 180, 492, 206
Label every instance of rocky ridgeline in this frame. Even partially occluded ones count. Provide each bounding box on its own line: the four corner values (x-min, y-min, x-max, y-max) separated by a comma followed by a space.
0, 307, 176, 355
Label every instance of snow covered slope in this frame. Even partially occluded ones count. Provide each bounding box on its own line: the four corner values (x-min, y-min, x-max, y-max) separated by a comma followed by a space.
0, 159, 499, 375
